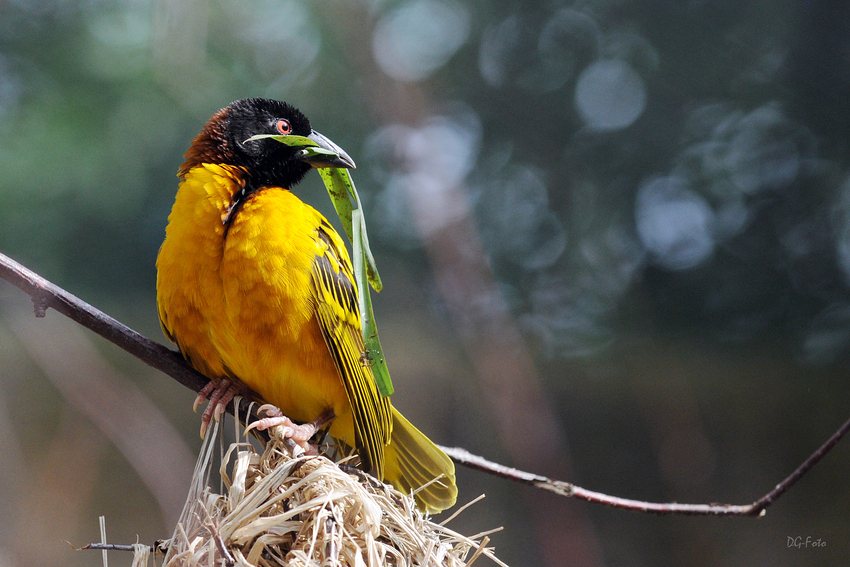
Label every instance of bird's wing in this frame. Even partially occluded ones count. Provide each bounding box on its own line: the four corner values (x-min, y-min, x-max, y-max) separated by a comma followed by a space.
311, 220, 392, 478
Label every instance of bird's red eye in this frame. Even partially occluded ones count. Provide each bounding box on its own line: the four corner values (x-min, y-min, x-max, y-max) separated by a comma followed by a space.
275, 119, 292, 135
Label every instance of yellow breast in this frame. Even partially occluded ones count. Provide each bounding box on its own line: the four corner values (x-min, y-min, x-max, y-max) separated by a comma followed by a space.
156, 163, 348, 424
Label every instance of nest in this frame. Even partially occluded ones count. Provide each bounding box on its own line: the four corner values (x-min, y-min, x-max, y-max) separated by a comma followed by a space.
153, 414, 505, 567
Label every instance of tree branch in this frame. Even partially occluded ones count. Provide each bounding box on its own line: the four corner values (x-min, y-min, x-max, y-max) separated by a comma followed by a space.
439, 434, 847, 517
1, 251, 847, 516
0, 251, 257, 420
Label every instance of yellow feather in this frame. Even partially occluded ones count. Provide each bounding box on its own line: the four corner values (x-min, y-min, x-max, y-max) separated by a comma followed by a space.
157, 163, 456, 512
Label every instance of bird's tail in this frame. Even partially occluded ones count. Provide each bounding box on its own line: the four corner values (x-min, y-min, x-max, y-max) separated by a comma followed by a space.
384, 408, 458, 513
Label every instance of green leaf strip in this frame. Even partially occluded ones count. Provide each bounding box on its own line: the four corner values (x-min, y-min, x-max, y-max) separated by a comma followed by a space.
353, 209, 394, 397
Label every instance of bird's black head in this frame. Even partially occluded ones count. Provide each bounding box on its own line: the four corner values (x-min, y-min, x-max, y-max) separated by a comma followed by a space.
180, 97, 354, 189
225, 98, 313, 188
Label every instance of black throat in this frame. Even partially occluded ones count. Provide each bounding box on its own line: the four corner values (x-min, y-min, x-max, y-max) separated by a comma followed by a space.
222, 175, 263, 234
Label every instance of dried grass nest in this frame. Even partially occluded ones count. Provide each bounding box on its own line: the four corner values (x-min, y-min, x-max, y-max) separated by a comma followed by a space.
151, 415, 505, 567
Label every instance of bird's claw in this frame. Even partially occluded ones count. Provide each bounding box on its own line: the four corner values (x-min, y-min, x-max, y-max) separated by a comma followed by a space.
196, 379, 242, 438
244, 405, 320, 456
193, 381, 217, 412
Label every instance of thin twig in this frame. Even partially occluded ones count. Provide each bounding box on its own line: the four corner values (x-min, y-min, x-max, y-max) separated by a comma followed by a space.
79, 543, 153, 552
746, 411, 850, 513
440, 416, 850, 517
1, 250, 848, 517
200, 506, 235, 567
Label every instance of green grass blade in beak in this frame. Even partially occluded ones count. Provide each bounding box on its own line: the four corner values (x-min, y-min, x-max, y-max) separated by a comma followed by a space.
318, 167, 382, 291
243, 132, 356, 169
353, 208, 393, 397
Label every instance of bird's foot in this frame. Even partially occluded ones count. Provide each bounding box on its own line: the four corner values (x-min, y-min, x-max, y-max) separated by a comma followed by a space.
244, 405, 335, 456
194, 378, 244, 438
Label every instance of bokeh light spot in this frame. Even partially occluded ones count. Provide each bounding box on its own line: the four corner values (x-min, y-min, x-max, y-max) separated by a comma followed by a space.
373, 0, 470, 83
477, 165, 567, 269
574, 59, 646, 131
366, 109, 482, 242
636, 177, 715, 270
478, 15, 523, 87
228, 0, 321, 87
536, 9, 601, 92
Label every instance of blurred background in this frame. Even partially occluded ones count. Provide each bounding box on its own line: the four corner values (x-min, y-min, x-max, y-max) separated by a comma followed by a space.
1, 0, 849, 565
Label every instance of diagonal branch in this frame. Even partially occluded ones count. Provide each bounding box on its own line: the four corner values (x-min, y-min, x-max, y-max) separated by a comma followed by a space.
0, 251, 256, 420
1, 250, 847, 516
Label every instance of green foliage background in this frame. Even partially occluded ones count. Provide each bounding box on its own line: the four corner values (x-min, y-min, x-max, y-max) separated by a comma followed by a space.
0, 1, 848, 565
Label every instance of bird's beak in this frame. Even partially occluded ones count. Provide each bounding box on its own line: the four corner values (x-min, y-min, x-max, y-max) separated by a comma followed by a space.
295, 130, 356, 169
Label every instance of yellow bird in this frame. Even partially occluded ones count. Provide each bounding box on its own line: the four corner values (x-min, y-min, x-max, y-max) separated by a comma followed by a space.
156, 98, 456, 512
